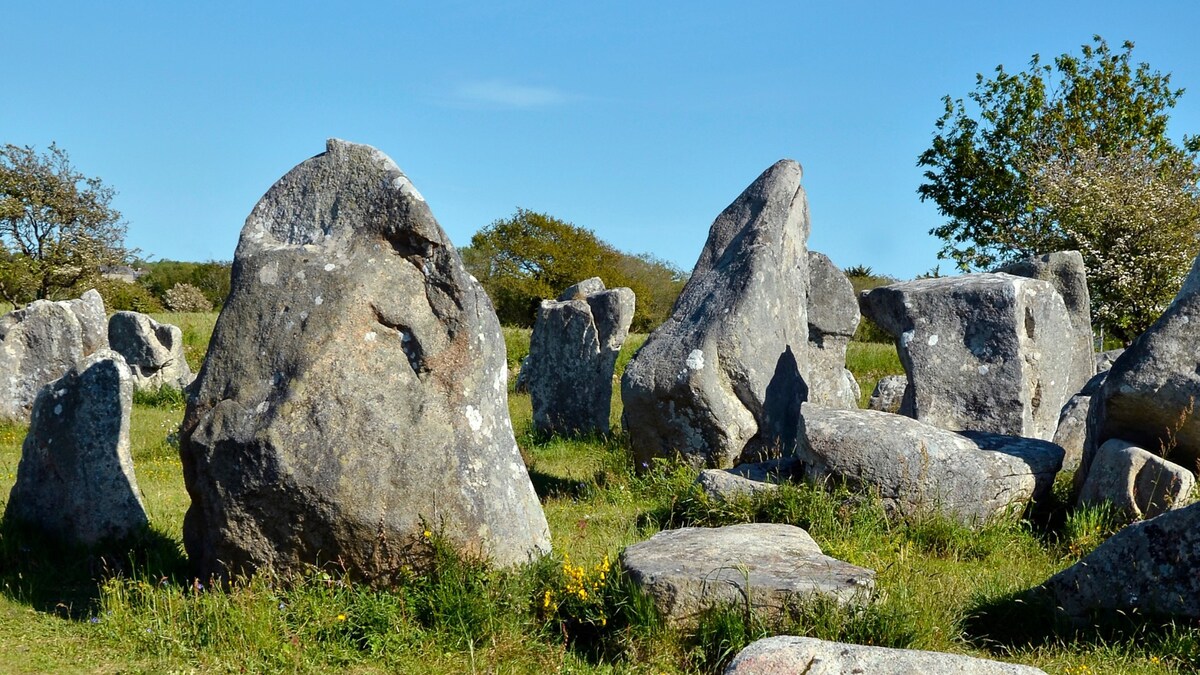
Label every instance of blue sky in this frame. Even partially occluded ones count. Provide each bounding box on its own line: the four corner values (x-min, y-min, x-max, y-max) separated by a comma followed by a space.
4, 1, 1198, 279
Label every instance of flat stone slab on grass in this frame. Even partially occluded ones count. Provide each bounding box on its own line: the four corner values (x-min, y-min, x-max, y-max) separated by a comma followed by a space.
725, 636, 1046, 674
620, 523, 874, 626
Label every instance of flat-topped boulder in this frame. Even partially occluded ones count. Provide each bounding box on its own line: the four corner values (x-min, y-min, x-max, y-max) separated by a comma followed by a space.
525, 277, 634, 435
0, 299, 84, 422
1034, 502, 1200, 622
802, 251, 860, 409
622, 160, 811, 468
795, 405, 1062, 526
860, 273, 1075, 440
995, 251, 1094, 394
4, 350, 147, 546
621, 523, 874, 626
1076, 438, 1194, 520
108, 311, 193, 390
725, 636, 1046, 674
180, 139, 550, 581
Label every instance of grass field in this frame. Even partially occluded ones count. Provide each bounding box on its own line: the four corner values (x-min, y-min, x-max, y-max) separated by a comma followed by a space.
0, 320, 1193, 673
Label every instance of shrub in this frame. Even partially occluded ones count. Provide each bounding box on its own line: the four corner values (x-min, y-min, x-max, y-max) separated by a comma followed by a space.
163, 283, 213, 313
94, 279, 163, 312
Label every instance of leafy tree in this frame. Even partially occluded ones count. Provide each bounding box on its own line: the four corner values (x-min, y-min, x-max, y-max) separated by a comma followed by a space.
0, 143, 134, 304
918, 37, 1200, 339
463, 208, 686, 331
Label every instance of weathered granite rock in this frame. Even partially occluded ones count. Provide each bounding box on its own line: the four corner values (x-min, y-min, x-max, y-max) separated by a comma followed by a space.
1095, 348, 1124, 373
526, 278, 634, 435
696, 469, 780, 501
0, 300, 83, 422
795, 405, 1063, 525
860, 273, 1076, 440
995, 251, 1094, 394
58, 289, 108, 356
622, 160, 811, 468
1052, 395, 1090, 472
1077, 438, 1194, 519
1080, 270, 1200, 485
725, 636, 1046, 674
4, 350, 148, 546
803, 252, 860, 409
620, 523, 874, 626
180, 139, 551, 581
1035, 501, 1200, 621
108, 311, 193, 390
868, 374, 907, 413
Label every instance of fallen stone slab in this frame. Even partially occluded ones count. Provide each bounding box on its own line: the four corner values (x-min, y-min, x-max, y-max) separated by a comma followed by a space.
725, 635, 1046, 674
622, 160, 811, 468
1076, 438, 1194, 519
620, 523, 874, 626
796, 405, 1062, 526
180, 139, 550, 581
1034, 501, 1200, 622
4, 350, 148, 546
860, 273, 1076, 440
696, 469, 780, 501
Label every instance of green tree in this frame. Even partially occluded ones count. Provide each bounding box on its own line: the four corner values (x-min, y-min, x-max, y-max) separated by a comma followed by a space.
918, 36, 1200, 341
0, 143, 134, 304
463, 208, 686, 331
139, 259, 232, 309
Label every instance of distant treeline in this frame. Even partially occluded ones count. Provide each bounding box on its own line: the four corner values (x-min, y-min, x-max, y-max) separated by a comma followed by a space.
96, 260, 232, 313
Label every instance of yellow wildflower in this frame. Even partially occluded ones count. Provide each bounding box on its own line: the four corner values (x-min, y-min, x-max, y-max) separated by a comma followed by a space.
336, 613, 347, 622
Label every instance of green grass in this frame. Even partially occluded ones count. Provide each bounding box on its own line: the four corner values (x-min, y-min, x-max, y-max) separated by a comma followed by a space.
0, 317, 1193, 673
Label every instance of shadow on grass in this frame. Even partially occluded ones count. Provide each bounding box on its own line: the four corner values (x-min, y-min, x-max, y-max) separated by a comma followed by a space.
962, 588, 1200, 667
0, 516, 188, 619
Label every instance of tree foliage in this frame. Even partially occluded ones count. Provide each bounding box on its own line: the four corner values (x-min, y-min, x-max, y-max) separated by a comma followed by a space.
138, 259, 232, 309
463, 208, 687, 331
0, 143, 134, 304
918, 36, 1200, 341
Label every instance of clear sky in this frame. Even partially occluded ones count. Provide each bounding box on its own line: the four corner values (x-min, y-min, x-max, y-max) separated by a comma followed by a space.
4, 1, 1198, 279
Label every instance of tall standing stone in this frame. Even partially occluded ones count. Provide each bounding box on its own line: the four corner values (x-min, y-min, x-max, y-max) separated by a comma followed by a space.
108, 311, 194, 390
803, 251, 860, 408
526, 278, 634, 436
180, 140, 550, 581
622, 160, 810, 468
0, 300, 84, 422
995, 251, 1094, 394
860, 274, 1075, 440
5, 350, 148, 546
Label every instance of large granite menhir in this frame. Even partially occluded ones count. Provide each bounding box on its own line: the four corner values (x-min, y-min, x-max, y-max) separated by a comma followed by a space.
526, 278, 634, 436
5, 350, 148, 546
860, 273, 1075, 440
180, 139, 550, 581
622, 160, 811, 468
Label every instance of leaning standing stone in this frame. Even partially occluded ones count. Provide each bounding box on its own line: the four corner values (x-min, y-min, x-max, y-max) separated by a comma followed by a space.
526, 278, 634, 435
860, 273, 1075, 440
180, 139, 550, 581
0, 300, 84, 422
622, 160, 811, 468
5, 350, 148, 546
108, 311, 194, 390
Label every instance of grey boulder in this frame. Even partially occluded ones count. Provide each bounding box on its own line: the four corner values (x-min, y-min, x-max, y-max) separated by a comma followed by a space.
860, 273, 1076, 440
1052, 394, 1090, 472
867, 374, 907, 413
4, 350, 148, 546
180, 139, 551, 581
526, 278, 634, 435
620, 523, 874, 626
1035, 501, 1200, 621
57, 288, 108, 356
108, 311, 194, 390
0, 300, 84, 422
802, 252, 860, 409
725, 636, 1046, 674
696, 468, 781, 501
1095, 348, 1124, 373
1077, 438, 1194, 520
622, 160, 811, 468
795, 405, 1062, 526
994, 251, 1094, 394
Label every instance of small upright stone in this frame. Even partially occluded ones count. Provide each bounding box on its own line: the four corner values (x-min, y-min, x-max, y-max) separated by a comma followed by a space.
860, 273, 1075, 440
4, 350, 148, 546
525, 278, 635, 435
180, 139, 550, 581
108, 311, 194, 390
802, 252, 860, 409
0, 300, 84, 422
622, 160, 811, 468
